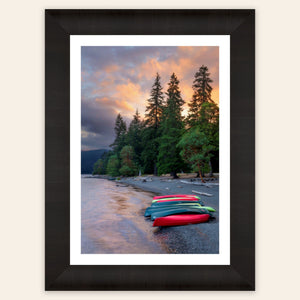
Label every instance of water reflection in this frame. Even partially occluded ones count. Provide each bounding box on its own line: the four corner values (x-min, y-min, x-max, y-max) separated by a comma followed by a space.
81, 177, 169, 254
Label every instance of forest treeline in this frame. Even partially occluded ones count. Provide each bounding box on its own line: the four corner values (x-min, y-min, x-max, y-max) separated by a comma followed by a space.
92, 65, 219, 182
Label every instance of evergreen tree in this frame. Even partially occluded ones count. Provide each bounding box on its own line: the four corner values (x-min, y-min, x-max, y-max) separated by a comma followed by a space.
157, 73, 185, 178
126, 109, 143, 169
144, 73, 164, 129
142, 73, 165, 175
106, 155, 120, 177
92, 159, 104, 175
110, 113, 127, 154
119, 145, 138, 176
187, 65, 213, 127
141, 126, 159, 174
177, 126, 215, 183
198, 102, 219, 147
101, 150, 112, 175
199, 102, 219, 175
186, 65, 219, 176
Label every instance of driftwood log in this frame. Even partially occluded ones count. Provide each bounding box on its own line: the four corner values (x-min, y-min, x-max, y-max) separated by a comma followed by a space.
180, 180, 219, 187
192, 190, 213, 197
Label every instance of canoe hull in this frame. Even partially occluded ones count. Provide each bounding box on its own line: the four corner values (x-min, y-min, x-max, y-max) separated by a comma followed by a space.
151, 208, 210, 221
155, 198, 199, 203
153, 194, 200, 200
144, 205, 215, 217
145, 204, 202, 217
153, 214, 210, 227
150, 200, 203, 207
152, 197, 199, 203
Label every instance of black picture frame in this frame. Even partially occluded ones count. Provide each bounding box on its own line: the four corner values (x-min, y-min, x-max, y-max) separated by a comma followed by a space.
45, 9, 255, 291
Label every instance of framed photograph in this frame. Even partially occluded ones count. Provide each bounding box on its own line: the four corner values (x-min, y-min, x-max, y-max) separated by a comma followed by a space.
45, 9, 255, 290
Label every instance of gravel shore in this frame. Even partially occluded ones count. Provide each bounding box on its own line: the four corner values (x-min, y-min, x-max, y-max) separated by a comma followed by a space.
119, 174, 220, 254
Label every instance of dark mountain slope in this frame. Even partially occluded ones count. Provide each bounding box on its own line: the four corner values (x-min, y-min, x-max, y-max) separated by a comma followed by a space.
81, 149, 108, 174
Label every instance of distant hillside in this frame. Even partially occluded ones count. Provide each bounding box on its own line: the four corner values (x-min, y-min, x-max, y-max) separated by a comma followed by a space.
81, 149, 108, 174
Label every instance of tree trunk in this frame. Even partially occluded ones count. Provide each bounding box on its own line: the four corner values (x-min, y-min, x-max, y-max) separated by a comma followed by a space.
153, 162, 157, 176
170, 171, 179, 179
195, 171, 204, 178
197, 163, 205, 183
208, 159, 213, 177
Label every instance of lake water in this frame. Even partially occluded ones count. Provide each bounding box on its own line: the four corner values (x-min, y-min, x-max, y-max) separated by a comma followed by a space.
81, 175, 171, 254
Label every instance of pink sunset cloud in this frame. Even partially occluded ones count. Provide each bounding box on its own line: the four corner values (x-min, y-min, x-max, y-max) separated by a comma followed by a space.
81, 46, 219, 149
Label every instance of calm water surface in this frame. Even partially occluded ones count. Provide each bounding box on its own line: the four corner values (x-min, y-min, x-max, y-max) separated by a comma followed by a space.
81, 176, 170, 254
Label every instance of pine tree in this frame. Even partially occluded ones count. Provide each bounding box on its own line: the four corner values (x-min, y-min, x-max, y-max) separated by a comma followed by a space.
198, 102, 219, 175
142, 73, 165, 175
126, 109, 143, 168
119, 145, 138, 176
186, 65, 219, 176
177, 126, 215, 183
101, 150, 112, 175
110, 113, 127, 154
106, 155, 120, 177
187, 65, 213, 127
144, 73, 164, 129
141, 126, 158, 174
157, 73, 185, 178
92, 159, 104, 175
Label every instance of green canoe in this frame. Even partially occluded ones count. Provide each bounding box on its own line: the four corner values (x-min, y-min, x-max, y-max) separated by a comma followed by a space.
150, 200, 205, 207
152, 196, 200, 203
145, 204, 215, 217
150, 207, 212, 221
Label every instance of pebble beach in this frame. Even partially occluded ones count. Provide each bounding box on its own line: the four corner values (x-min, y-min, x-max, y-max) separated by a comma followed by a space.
118, 174, 220, 254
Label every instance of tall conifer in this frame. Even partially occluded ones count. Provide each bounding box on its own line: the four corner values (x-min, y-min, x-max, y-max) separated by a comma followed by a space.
126, 109, 143, 168
187, 65, 213, 127
144, 73, 164, 129
142, 73, 164, 175
185, 65, 219, 176
110, 113, 127, 154
157, 73, 185, 178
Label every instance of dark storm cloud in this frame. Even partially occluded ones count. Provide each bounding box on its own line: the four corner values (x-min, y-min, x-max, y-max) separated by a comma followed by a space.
81, 132, 114, 151
81, 46, 167, 73
81, 99, 115, 136
81, 98, 134, 150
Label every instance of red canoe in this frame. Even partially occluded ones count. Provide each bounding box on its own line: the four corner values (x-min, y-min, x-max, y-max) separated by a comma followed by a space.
155, 198, 199, 203
153, 214, 210, 227
153, 194, 199, 200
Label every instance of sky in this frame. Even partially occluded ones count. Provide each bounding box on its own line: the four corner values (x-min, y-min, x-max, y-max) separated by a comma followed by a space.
81, 46, 219, 151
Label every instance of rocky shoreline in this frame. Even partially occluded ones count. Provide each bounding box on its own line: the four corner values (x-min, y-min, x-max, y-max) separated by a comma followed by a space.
118, 175, 220, 254
118, 175, 219, 211
83, 173, 220, 254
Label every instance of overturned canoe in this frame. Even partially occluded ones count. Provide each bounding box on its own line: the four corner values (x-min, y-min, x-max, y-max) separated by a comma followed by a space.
151, 207, 211, 221
150, 200, 204, 207
144, 204, 215, 217
153, 194, 200, 200
145, 204, 202, 217
153, 197, 200, 203
153, 214, 210, 227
